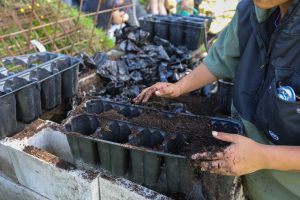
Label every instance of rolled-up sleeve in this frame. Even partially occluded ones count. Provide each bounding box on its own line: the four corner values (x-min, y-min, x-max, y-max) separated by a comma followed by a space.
203, 11, 240, 79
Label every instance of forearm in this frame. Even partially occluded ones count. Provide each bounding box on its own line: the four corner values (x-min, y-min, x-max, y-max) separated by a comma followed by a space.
176, 62, 218, 95
261, 144, 300, 172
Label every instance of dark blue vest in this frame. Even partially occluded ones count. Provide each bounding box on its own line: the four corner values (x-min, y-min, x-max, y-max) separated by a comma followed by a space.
233, 0, 300, 145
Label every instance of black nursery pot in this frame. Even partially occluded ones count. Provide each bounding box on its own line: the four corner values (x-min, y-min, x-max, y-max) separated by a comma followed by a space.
97, 121, 130, 176
154, 19, 170, 41
0, 92, 22, 139
34, 67, 62, 110
184, 21, 205, 50
218, 79, 234, 116
164, 155, 193, 194
56, 57, 79, 99
169, 18, 185, 46
139, 18, 155, 39
10, 77, 42, 123
129, 149, 162, 189
65, 114, 101, 169
128, 128, 164, 188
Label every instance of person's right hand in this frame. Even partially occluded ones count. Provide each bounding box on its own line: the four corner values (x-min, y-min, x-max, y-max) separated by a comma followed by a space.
133, 82, 182, 104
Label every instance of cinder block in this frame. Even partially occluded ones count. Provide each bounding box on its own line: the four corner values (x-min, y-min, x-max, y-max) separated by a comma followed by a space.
4, 127, 170, 200
0, 175, 48, 200
0, 140, 17, 182
7, 146, 100, 200
4, 127, 99, 200
99, 176, 170, 200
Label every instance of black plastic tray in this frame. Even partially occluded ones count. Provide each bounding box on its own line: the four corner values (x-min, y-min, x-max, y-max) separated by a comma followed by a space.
0, 52, 59, 82
65, 98, 243, 196
84, 98, 242, 134
139, 15, 213, 50
0, 52, 80, 139
65, 114, 194, 194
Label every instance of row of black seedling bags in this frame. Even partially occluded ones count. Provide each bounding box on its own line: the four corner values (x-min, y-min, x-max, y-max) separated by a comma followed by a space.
64, 98, 243, 196
0, 52, 80, 139
139, 14, 213, 50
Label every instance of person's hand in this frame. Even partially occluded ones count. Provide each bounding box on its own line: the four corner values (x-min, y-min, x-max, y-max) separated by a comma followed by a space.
120, 11, 129, 22
191, 132, 267, 176
112, 10, 129, 24
133, 82, 182, 104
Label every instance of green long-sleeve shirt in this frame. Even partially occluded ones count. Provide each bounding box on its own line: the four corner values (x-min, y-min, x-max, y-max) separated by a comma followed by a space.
202, 6, 300, 200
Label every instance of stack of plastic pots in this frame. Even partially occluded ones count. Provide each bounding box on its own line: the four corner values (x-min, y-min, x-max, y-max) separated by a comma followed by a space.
139, 14, 213, 50
0, 52, 81, 139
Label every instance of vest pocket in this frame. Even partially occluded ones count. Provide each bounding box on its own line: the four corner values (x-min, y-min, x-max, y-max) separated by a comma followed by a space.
255, 79, 300, 145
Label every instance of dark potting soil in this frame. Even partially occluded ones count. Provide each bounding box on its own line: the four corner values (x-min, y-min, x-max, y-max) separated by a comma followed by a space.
131, 110, 229, 156
99, 109, 229, 156
23, 146, 75, 171
149, 93, 220, 116
99, 109, 127, 121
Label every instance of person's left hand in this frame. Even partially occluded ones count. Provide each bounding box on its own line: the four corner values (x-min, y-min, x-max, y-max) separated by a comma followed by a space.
191, 132, 267, 176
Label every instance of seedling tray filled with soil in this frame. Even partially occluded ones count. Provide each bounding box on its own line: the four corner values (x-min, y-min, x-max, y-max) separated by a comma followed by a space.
65, 114, 195, 195
64, 98, 243, 198
0, 53, 80, 139
147, 94, 220, 116
83, 99, 242, 154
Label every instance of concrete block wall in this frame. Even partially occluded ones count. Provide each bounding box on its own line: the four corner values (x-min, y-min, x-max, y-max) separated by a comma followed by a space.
0, 176, 48, 200
0, 121, 169, 200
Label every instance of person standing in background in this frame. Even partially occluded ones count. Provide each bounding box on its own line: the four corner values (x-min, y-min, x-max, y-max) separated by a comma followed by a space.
177, 0, 195, 15
149, 0, 167, 15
